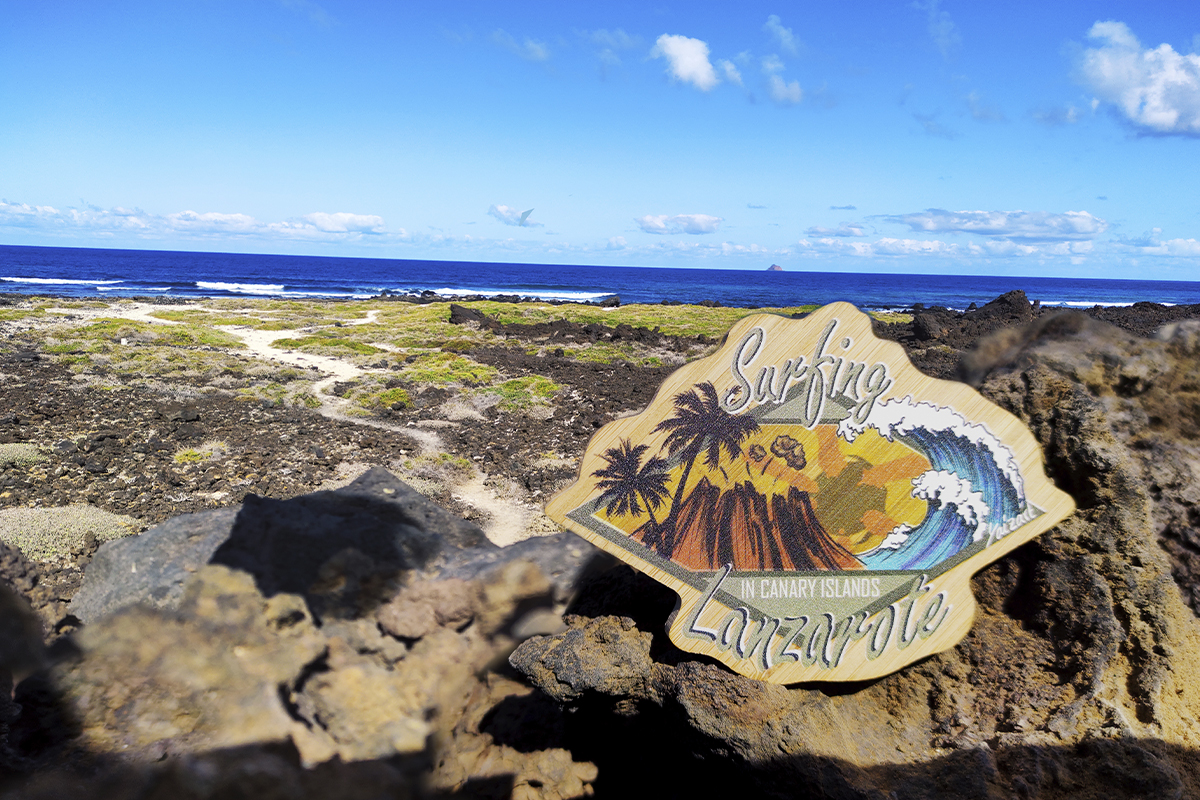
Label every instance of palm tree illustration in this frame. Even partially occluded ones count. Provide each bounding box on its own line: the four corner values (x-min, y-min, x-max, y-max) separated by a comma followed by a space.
593, 439, 672, 545
652, 381, 759, 556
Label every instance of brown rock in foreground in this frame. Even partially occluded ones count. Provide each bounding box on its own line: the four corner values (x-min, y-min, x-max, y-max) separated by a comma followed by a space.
511, 315, 1200, 799
2, 471, 602, 799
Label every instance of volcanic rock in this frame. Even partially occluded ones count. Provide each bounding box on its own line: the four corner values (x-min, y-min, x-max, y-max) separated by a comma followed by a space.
70, 466, 495, 624
510, 314, 1200, 798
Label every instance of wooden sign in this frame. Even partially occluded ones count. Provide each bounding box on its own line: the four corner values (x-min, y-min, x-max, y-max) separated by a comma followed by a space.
546, 303, 1074, 683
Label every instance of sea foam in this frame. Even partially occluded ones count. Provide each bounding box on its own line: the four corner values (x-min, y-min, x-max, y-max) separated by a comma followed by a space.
2, 276, 123, 285
911, 470, 989, 531
837, 396, 1025, 505
196, 281, 286, 295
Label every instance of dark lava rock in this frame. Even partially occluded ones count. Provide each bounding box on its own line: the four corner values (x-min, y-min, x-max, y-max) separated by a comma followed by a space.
72, 467, 496, 624
68, 507, 241, 624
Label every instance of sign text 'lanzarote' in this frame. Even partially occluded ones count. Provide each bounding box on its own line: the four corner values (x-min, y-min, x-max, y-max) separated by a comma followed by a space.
546, 303, 1075, 683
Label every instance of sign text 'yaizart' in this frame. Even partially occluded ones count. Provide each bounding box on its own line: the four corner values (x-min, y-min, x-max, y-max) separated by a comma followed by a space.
546, 304, 1074, 683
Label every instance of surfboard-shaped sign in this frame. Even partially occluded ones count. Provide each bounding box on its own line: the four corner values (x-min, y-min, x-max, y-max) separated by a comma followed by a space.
546, 303, 1074, 683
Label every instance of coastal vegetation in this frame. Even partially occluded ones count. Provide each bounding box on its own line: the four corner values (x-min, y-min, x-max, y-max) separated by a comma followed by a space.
9, 295, 903, 421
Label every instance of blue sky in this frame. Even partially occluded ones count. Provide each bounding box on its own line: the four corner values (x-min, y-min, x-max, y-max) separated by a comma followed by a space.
2, 1, 1198, 278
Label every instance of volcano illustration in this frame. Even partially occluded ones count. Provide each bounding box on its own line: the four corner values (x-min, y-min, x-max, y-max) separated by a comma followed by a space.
633, 477, 864, 571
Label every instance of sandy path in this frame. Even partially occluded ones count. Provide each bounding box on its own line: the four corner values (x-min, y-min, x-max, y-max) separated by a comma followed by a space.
31, 301, 540, 545
216, 325, 363, 392
44, 301, 184, 325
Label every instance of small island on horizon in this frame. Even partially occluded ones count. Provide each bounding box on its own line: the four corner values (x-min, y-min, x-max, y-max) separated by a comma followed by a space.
767, 264, 783, 271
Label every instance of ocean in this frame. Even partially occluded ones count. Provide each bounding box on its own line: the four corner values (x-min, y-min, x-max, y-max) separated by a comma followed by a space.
2, 244, 1198, 311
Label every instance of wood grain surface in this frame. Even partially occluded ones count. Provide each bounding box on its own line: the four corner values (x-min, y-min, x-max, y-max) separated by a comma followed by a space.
547, 303, 1075, 683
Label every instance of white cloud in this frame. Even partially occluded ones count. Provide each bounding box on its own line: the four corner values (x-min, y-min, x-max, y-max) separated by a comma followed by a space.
1077, 21, 1200, 135
768, 74, 803, 104
1032, 104, 1082, 125
967, 91, 1005, 122
492, 30, 550, 62
168, 210, 263, 233
1113, 229, 1200, 256
302, 212, 385, 233
913, 112, 958, 139
0, 200, 399, 242
586, 28, 637, 50
884, 209, 1108, 242
760, 54, 802, 104
764, 15, 799, 55
1161, 238, 1200, 256
278, 0, 334, 27
488, 205, 542, 227
650, 34, 719, 91
805, 223, 866, 237
720, 241, 774, 255
871, 237, 960, 256
607, 236, 627, 250
635, 214, 723, 235
795, 237, 876, 256
794, 235, 1093, 260
719, 59, 743, 86
580, 28, 639, 71
912, 0, 961, 60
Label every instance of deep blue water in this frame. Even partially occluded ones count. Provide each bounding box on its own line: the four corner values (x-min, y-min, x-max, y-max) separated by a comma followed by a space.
2, 244, 1199, 311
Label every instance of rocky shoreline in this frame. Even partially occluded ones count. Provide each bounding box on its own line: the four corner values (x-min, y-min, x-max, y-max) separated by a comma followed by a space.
3, 291, 1200, 798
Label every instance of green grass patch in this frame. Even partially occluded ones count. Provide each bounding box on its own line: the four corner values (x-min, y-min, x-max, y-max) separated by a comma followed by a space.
490, 375, 561, 411
0, 307, 47, 321
173, 448, 206, 464
172, 441, 227, 464
555, 341, 667, 367
149, 310, 260, 326
156, 325, 246, 348
0, 443, 44, 468
272, 334, 383, 355
371, 387, 412, 407
870, 311, 914, 324
49, 300, 112, 309
73, 317, 156, 338
0, 505, 139, 560
398, 352, 497, 386
457, 300, 821, 339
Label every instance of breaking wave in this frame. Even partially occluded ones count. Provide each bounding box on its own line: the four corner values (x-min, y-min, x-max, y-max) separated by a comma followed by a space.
196, 281, 286, 295
840, 396, 1029, 571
